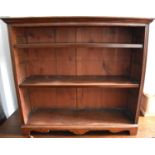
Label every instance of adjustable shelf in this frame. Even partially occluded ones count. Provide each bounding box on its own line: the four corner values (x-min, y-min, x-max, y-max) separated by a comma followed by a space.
19, 75, 139, 88
14, 43, 143, 49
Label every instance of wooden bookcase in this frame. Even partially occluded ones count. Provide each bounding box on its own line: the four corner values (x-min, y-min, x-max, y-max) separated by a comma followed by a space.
2, 17, 153, 136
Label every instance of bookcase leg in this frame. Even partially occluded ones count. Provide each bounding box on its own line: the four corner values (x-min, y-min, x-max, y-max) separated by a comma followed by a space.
22, 129, 31, 138
70, 129, 89, 135
129, 128, 138, 135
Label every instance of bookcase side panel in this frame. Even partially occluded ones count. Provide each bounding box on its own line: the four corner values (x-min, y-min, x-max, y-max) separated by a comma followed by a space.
8, 26, 31, 124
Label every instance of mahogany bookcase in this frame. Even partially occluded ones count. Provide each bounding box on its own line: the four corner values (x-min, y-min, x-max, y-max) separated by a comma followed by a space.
2, 17, 153, 136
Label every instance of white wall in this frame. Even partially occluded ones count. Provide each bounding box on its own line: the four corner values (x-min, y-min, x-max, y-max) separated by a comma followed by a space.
0, 20, 18, 118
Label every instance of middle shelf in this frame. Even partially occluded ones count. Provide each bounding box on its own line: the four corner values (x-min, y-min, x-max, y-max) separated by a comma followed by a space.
19, 75, 139, 88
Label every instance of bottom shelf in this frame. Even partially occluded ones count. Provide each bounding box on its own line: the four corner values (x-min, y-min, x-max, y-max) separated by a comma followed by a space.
23, 109, 138, 136
27, 109, 133, 126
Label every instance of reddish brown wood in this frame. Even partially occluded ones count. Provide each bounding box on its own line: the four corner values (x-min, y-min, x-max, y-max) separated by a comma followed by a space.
22, 128, 30, 137
135, 25, 150, 123
2, 111, 155, 138
19, 75, 139, 88
21, 109, 138, 135
2, 16, 153, 26
69, 129, 89, 135
77, 88, 130, 110
129, 127, 138, 135
29, 88, 76, 109
21, 125, 138, 136
14, 43, 143, 49
7, 26, 28, 124
27, 109, 132, 125
3, 17, 153, 137
77, 48, 132, 76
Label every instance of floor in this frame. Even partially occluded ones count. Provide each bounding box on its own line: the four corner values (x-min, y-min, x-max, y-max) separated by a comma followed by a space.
0, 111, 155, 138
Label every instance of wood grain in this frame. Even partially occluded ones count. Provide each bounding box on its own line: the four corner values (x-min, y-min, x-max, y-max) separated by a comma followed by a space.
28, 88, 76, 110
27, 109, 133, 126
14, 43, 143, 48
19, 75, 139, 88
2, 16, 153, 26
4, 17, 152, 136
1, 111, 155, 138
77, 88, 130, 110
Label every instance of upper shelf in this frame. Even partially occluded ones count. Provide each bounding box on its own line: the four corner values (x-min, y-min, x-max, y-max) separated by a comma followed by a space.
14, 43, 143, 49
19, 75, 139, 88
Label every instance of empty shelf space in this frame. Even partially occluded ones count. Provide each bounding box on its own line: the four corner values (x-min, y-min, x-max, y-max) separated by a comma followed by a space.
19, 75, 139, 88
27, 109, 133, 126
14, 43, 143, 49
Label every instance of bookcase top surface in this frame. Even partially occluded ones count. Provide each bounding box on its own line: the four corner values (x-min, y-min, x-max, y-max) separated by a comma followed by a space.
1, 16, 153, 25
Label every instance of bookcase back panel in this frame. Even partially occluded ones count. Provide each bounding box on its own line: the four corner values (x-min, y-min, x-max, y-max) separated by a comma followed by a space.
13, 27, 76, 43
26, 27, 55, 43
56, 48, 76, 75
13, 26, 144, 44
77, 48, 131, 76
16, 48, 133, 78
29, 88, 77, 109
26, 88, 132, 110
26, 48, 76, 76
55, 27, 76, 42
76, 88, 129, 109
76, 27, 133, 43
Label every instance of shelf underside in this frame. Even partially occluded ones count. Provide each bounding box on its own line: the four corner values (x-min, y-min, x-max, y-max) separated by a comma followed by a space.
14, 43, 143, 49
20, 76, 139, 88
27, 109, 133, 127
